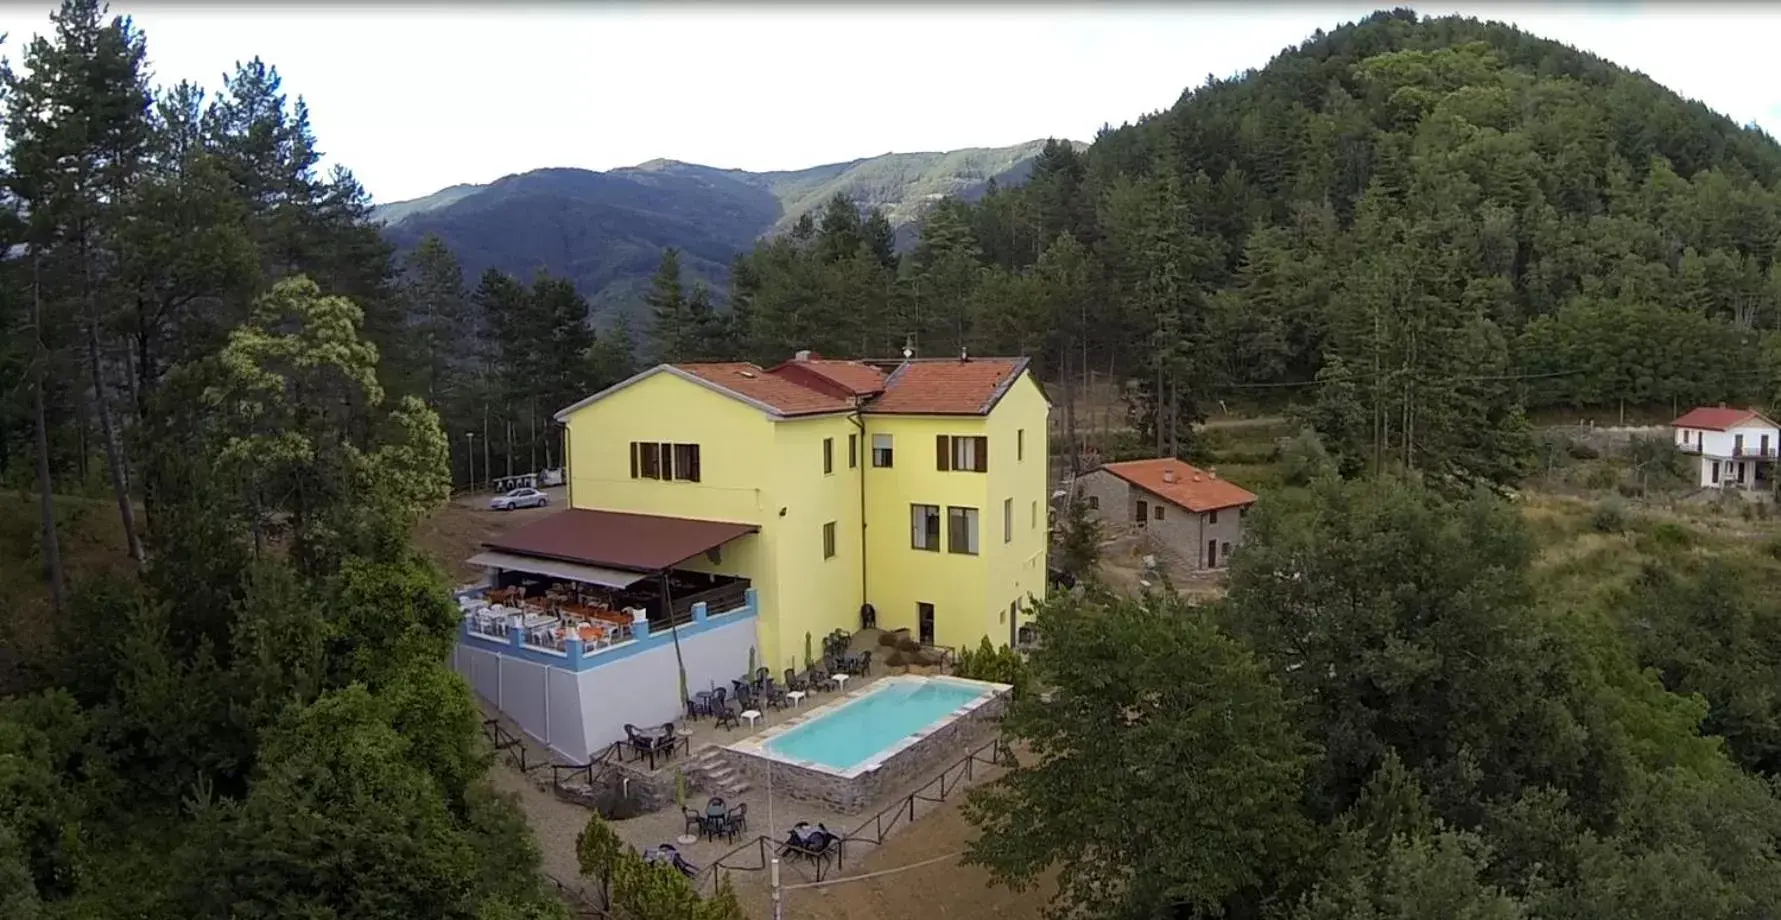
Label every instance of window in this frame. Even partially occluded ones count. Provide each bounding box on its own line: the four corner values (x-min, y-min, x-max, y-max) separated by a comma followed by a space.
1239, 506, 1249, 519
848, 433, 858, 469
911, 504, 941, 551
935, 435, 989, 472
947, 506, 980, 555
1208, 509, 1219, 525
823, 437, 834, 475
630, 442, 701, 482
1087, 495, 1100, 510
1017, 428, 1025, 461
1003, 498, 1013, 543
822, 522, 837, 559
1154, 505, 1165, 521
872, 433, 894, 468
1031, 500, 1038, 530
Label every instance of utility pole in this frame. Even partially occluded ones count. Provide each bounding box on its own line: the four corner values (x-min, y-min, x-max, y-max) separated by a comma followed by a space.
465, 432, 476, 493
482, 408, 491, 494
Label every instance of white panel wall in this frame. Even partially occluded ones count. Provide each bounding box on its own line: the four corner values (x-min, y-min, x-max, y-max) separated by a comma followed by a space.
455, 614, 759, 762
575, 615, 757, 756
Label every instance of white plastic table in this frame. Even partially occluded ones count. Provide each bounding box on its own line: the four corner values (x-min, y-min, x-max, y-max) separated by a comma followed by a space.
740, 709, 762, 728
786, 690, 807, 707
831, 674, 850, 693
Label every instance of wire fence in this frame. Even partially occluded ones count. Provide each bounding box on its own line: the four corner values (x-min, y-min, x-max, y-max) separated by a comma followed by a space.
690, 734, 1015, 897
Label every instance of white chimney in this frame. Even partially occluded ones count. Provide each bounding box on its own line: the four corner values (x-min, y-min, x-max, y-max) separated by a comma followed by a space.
1209, 468, 1218, 479
1161, 469, 1177, 484
794, 349, 812, 362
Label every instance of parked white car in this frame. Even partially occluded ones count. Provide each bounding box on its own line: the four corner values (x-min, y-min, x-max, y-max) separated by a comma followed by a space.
489, 487, 549, 511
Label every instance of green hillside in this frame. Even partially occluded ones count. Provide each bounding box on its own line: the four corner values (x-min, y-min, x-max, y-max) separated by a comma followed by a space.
701, 8, 1781, 491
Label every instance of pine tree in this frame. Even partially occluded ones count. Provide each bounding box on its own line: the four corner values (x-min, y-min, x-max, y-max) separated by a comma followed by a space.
4, 0, 155, 562
399, 234, 472, 403
645, 248, 691, 362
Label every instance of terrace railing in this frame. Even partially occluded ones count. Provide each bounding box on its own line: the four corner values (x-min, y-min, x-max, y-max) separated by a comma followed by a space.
694, 735, 1015, 896
694, 833, 839, 896
481, 718, 549, 775
834, 736, 1012, 870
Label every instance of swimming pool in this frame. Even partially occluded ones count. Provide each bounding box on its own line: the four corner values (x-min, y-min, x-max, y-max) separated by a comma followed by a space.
766, 678, 990, 770
722, 674, 1012, 813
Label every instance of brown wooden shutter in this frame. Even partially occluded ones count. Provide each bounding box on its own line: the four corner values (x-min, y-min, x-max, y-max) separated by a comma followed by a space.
688, 445, 701, 482
974, 436, 988, 472
630, 442, 639, 478
936, 435, 951, 471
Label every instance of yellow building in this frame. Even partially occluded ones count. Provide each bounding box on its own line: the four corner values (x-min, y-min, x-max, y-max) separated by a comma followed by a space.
481, 351, 1050, 676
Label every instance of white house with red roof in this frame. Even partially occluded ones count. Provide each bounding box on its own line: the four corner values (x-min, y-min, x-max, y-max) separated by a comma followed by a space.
1671, 405, 1780, 490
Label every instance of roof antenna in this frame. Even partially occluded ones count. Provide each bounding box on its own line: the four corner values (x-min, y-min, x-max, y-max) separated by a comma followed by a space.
902, 333, 915, 361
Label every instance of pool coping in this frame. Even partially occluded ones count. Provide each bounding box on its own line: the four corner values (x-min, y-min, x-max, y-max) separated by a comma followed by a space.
723, 674, 1012, 780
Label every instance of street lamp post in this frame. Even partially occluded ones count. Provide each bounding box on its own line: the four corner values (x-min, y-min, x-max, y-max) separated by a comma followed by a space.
465, 432, 477, 493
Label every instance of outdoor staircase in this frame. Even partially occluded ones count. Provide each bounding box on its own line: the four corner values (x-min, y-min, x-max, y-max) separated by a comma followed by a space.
686, 745, 753, 798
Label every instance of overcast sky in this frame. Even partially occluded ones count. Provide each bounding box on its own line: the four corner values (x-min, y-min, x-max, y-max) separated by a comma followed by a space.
0, 3, 1774, 205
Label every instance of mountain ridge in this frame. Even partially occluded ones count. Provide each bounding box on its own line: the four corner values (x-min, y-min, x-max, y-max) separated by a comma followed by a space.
373, 139, 1086, 325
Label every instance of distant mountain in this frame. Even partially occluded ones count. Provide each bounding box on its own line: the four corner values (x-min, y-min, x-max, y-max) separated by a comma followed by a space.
374, 140, 1083, 326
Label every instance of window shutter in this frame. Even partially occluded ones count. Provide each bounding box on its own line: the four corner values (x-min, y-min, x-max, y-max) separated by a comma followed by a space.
936, 435, 951, 471
974, 436, 988, 472
688, 445, 701, 482
630, 442, 639, 478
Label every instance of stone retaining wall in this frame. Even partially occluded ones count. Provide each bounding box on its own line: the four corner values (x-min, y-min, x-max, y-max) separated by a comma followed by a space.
722, 683, 1009, 814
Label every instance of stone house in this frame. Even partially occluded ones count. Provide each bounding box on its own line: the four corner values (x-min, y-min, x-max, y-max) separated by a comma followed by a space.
1074, 458, 1258, 571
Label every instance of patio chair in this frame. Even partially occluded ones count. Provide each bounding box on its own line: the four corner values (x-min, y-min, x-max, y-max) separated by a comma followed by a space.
784, 668, 808, 692
712, 699, 739, 731
682, 807, 705, 837
856, 650, 873, 675
724, 802, 748, 838
686, 691, 712, 720
765, 681, 788, 709
754, 666, 772, 688
810, 667, 836, 693
656, 722, 680, 761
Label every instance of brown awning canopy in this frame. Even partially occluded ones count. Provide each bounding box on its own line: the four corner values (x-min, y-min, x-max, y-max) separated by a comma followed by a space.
464, 551, 648, 589
481, 508, 759, 573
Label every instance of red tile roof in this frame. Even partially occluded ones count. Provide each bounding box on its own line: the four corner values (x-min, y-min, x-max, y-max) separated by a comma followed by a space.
673, 363, 853, 416
866, 357, 1030, 415
1098, 458, 1257, 513
483, 508, 759, 572
766, 356, 887, 399
557, 354, 1036, 420
1672, 406, 1777, 431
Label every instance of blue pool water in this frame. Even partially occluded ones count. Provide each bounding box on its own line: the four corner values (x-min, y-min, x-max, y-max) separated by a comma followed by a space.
766, 679, 989, 770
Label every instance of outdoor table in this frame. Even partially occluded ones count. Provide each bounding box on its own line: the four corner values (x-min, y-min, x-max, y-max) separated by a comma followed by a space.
740, 708, 762, 728
786, 690, 807, 707
831, 674, 849, 692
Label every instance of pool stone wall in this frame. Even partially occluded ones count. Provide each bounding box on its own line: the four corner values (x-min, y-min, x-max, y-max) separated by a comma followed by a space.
721, 677, 1011, 814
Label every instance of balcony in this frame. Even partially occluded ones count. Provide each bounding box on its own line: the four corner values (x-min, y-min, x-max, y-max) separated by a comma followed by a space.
1733, 445, 1778, 459
1678, 441, 1702, 453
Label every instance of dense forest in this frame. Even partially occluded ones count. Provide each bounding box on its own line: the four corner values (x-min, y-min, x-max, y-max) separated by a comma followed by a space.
0, 2, 584, 916
626, 8, 1781, 489
10, 4, 1781, 918
973, 469, 1781, 919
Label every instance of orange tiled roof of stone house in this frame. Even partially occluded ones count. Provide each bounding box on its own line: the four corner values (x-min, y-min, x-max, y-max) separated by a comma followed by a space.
1097, 458, 1258, 513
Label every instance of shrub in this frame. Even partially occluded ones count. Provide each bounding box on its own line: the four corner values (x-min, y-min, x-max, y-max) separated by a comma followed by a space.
1591, 501, 1627, 533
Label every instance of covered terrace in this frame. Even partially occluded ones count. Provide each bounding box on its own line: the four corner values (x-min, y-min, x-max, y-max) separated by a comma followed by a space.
464, 508, 759, 651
